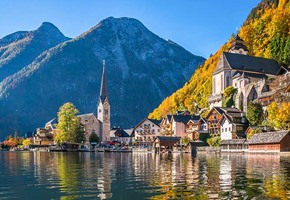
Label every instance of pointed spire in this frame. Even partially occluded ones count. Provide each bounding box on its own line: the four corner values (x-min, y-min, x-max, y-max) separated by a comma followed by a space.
100, 60, 108, 103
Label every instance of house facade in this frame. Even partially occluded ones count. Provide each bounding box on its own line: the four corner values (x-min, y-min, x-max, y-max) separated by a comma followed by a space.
160, 112, 208, 141
206, 107, 248, 140
247, 130, 290, 152
110, 127, 132, 145
34, 118, 60, 145
133, 118, 161, 145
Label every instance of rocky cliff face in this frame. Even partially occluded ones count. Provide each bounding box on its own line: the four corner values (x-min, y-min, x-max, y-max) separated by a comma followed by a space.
0, 17, 205, 138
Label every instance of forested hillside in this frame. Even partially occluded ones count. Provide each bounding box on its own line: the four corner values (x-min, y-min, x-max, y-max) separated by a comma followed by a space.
149, 0, 289, 119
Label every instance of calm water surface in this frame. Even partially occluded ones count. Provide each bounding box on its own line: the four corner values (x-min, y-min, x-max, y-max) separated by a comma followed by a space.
0, 152, 289, 200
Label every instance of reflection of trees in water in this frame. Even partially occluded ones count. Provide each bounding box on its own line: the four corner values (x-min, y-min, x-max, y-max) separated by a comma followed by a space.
1, 152, 290, 199
248, 154, 290, 200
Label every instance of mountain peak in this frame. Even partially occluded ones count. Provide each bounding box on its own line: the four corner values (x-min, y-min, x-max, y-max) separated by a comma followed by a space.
36, 22, 66, 36
39, 22, 57, 29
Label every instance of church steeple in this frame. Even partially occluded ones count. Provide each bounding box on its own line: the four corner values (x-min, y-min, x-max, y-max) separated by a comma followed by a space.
97, 59, 110, 142
100, 60, 108, 103
229, 34, 248, 55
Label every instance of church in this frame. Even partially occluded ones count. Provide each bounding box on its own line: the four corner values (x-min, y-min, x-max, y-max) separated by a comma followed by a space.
208, 35, 284, 112
35, 61, 111, 144
77, 60, 111, 143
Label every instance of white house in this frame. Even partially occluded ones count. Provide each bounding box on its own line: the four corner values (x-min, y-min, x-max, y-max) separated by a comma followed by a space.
133, 118, 161, 145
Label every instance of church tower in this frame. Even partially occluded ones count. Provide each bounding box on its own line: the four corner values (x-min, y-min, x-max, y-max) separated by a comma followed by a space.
229, 34, 248, 55
97, 60, 110, 142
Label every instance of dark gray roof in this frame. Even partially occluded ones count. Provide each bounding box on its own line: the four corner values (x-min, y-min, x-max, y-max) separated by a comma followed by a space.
224, 52, 280, 75
246, 130, 289, 144
172, 115, 200, 124
220, 139, 246, 145
148, 119, 161, 126
111, 128, 130, 137
156, 136, 180, 142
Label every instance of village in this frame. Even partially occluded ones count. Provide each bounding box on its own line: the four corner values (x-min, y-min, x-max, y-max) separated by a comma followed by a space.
1, 35, 290, 153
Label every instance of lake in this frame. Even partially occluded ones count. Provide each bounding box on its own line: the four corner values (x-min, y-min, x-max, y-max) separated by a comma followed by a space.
0, 151, 289, 199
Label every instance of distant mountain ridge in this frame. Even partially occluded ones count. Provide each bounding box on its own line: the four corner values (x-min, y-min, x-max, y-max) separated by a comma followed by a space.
0, 17, 205, 138
0, 22, 70, 81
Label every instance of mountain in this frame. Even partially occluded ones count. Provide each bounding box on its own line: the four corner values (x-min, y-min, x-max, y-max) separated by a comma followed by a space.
149, 0, 290, 119
0, 17, 205, 138
0, 22, 70, 81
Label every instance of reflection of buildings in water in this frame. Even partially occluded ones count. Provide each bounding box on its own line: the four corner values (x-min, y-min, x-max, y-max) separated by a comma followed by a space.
219, 154, 248, 198
33, 152, 59, 184
205, 154, 221, 199
219, 154, 232, 192
3, 152, 34, 176
132, 153, 199, 198
96, 153, 113, 199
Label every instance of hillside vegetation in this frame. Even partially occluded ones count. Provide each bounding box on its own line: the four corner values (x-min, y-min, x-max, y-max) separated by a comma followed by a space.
149, 0, 290, 119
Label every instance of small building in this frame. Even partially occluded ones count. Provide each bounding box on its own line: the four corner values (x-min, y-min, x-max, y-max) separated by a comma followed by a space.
246, 130, 290, 152
34, 118, 60, 145
206, 107, 248, 138
110, 127, 132, 145
154, 136, 181, 152
160, 115, 173, 136
220, 139, 247, 152
185, 115, 201, 140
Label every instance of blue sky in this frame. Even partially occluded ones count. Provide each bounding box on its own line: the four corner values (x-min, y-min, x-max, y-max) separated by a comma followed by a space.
0, 0, 260, 58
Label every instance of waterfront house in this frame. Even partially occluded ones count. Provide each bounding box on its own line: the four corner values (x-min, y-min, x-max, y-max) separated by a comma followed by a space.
34, 118, 60, 145
110, 127, 132, 145
185, 115, 201, 140
206, 107, 248, 139
160, 115, 173, 136
132, 118, 161, 146
154, 136, 181, 152
220, 139, 247, 152
246, 130, 290, 152
170, 114, 196, 138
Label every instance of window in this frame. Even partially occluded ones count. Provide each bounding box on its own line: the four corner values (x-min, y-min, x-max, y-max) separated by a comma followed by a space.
229, 127, 231, 131
105, 109, 108, 114
222, 128, 224, 132
99, 109, 102, 113
225, 128, 227, 132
